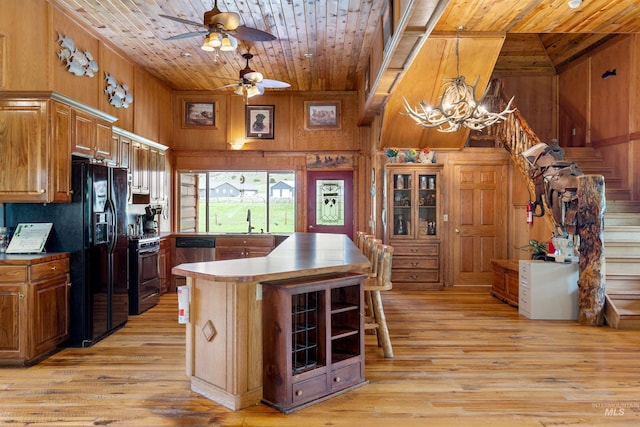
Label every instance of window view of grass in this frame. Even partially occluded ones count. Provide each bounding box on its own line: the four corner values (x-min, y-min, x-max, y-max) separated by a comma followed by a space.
184, 171, 295, 233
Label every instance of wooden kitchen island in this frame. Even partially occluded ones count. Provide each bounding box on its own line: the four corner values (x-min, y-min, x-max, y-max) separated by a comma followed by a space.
172, 233, 370, 411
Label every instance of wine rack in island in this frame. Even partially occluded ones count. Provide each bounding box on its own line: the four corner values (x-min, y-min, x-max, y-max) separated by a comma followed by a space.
261, 272, 368, 413
385, 164, 443, 289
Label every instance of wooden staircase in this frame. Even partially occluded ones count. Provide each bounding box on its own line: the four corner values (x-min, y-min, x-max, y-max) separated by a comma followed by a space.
482, 81, 640, 328
562, 149, 640, 328
602, 201, 640, 329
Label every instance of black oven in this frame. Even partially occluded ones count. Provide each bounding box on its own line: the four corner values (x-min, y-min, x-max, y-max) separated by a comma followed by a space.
129, 235, 161, 315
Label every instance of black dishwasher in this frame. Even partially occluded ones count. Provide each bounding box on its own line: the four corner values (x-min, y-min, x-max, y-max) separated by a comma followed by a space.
174, 236, 216, 287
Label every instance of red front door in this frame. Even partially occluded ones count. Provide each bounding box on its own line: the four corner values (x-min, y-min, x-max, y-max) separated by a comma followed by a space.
306, 170, 353, 238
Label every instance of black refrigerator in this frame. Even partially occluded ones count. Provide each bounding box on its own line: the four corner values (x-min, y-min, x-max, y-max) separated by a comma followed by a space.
5, 159, 129, 347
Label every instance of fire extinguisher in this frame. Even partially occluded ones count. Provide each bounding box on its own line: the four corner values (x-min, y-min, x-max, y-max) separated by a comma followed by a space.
526, 201, 533, 224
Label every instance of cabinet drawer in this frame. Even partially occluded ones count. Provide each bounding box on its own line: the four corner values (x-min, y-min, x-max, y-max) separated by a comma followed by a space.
392, 243, 439, 257
0, 265, 28, 282
394, 256, 438, 270
216, 235, 275, 248
292, 373, 327, 404
30, 258, 70, 282
331, 361, 361, 391
392, 270, 439, 283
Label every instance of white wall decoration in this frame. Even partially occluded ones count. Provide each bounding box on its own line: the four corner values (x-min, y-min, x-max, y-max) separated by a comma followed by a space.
104, 73, 133, 108
56, 33, 98, 77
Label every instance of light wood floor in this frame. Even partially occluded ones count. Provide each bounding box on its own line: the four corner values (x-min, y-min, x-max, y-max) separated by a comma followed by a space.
2, 286, 639, 426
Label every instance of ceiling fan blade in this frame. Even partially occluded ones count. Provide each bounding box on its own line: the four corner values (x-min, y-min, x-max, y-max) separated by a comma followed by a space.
243, 71, 264, 83
165, 31, 207, 41
260, 79, 291, 89
159, 14, 203, 27
213, 83, 240, 90
233, 26, 277, 42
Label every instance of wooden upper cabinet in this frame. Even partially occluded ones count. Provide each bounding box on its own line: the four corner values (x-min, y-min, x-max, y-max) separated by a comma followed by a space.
50, 102, 72, 202
130, 140, 150, 195
0, 98, 71, 203
71, 110, 114, 162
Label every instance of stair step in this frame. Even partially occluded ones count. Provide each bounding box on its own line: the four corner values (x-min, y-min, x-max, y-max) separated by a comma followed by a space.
606, 278, 640, 294
603, 243, 640, 258
606, 200, 640, 213
605, 212, 640, 226
604, 295, 640, 329
562, 147, 603, 159
606, 188, 632, 200
605, 259, 640, 276
603, 225, 640, 241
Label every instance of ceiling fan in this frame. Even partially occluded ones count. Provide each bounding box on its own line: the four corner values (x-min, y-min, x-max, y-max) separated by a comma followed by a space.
216, 53, 290, 98
160, 0, 276, 51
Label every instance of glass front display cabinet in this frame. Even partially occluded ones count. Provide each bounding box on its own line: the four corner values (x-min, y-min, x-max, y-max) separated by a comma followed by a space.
385, 164, 443, 289
387, 165, 441, 240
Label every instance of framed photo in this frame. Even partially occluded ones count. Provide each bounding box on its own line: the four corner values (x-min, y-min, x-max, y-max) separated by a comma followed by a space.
183, 102, 217, 128
245, 105, 275, 139
304, 101, 341, 130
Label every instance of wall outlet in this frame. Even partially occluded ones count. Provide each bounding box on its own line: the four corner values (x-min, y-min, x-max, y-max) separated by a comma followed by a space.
443, 214, 448, 222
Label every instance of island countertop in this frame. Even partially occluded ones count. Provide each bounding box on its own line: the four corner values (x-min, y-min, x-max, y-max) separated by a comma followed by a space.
171, 232, 369, 282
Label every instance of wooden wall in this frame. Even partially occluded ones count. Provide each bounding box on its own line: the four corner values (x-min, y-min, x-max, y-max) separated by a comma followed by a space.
0, 0, 172, 146
170, 90, 369, 234
556, 35, 640, 200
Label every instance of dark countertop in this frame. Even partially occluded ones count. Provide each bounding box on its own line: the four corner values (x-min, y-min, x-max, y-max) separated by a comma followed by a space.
0, 252, 70, 265
172, 232, 369, 283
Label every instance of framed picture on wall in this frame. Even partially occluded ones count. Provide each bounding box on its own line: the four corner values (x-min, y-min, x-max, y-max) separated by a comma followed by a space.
245, 105, 275, 139
304, 101, 341, 130
183, 102, 217, 128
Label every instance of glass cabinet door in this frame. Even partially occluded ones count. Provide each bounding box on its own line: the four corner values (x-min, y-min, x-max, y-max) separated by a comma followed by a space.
391, 173, 412, 237
417, 173, 438, 237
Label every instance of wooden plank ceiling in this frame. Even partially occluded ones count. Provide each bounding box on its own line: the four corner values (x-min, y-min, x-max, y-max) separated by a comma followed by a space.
52, 0, 640, 148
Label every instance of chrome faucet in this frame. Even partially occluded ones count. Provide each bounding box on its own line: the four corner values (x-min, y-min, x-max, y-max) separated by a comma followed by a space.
247, 209, 255, 233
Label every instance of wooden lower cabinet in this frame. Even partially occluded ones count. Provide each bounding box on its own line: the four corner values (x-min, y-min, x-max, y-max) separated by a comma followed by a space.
159, 237, 174, 294
490, 259, 520, 307
215, 235, 275, 260
261, 273, 367, 413
0, 254, 70, 365
391, 241, 441, 289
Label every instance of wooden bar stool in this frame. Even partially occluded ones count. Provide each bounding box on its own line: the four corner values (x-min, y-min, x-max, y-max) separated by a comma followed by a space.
363, 243, 394, 359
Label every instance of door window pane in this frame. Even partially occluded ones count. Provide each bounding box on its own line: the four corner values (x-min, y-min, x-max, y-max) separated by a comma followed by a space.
315, 179, 344, 226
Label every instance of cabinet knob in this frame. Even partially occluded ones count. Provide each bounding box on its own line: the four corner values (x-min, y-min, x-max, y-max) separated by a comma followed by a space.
39, 188, 46, 194
411, 261, 419, 267
51, 266, 57, 271
334, 376, 341, 383
410, 275, 418, 280
295, 390, 303, 396
410, 248, 418, 253
455, 229, 460, 234
19, 293, 25, 299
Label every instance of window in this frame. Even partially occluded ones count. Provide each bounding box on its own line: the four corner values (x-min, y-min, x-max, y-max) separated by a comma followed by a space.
178, 171, 296, 233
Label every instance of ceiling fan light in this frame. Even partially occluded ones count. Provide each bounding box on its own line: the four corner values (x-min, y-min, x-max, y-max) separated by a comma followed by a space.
234, 85, 244, 95
200, 40, 215, 52
220, 35, 238, 52
246, 84, 261, 98
206, 32, 222, 48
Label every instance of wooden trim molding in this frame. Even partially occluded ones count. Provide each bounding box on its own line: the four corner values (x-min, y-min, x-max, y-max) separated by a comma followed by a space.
0, 34, 5, 89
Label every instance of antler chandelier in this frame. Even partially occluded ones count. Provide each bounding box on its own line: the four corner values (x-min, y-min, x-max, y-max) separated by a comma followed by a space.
402, 28, 515, 133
